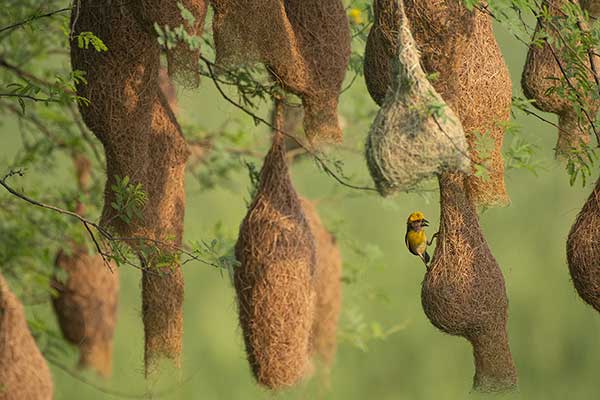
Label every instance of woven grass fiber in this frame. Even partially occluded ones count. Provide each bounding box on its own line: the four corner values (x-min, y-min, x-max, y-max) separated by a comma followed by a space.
582, 0, 600, 15
300, 198, 342, 368
234, 103, 316, 389
422, 172, 517, 393
132, 0, 207, 87
52, 246, 119, 377
71, 0, 192, 374
159, 68, 179, 114
365, 0, 470, 196
567, 177, 600, 312
522, 0, 599, 159
405, 0, 512, 208
210, 0, 350, 143
0, 274, 53, 400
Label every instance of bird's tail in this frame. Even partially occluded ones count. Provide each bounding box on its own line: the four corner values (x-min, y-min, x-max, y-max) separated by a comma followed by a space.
422, 251, 430, 265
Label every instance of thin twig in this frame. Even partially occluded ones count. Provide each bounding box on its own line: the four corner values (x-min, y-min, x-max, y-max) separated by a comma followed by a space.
199, 55, 378, 193
0, 7, 70, 35
0, 170, 224, 272
0, 93, 54, 102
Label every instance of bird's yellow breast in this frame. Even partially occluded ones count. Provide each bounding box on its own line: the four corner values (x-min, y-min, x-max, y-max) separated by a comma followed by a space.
406, 229, 427, 255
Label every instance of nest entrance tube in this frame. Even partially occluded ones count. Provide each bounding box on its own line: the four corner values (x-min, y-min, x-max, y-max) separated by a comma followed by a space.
233, 102, 316, 389
0, 274, 54, 400
567, 177, 600, 311
422, 172, 517, 392
70, 0, 194, 373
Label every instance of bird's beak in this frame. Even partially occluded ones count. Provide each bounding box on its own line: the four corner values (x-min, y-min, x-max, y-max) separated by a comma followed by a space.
422, 219, 429, 227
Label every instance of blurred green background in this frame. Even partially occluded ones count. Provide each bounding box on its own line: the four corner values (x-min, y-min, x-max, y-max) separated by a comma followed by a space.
2, 18, 600, 400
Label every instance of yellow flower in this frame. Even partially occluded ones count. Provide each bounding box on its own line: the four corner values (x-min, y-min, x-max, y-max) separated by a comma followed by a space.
349, 8, 363, 25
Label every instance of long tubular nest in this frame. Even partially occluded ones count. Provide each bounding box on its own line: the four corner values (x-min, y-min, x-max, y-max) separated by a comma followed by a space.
234, 103, 316, 389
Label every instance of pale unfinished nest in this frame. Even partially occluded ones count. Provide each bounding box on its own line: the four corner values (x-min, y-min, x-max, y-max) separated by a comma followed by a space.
0, 274, 53, 400
210, 0, 351, 143
70, 0, 188, 374
234, 105, 316, 389
405, 0, 513, 208
522, 0, 599, 159
365, 0, 470, 196
422, 172, 518, 393
300, 198, 342, 368
567, 177, 600, 312
52, 246, 119, 377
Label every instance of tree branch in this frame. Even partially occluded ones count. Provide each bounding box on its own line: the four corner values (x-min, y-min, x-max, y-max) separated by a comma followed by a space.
0, 7, 71, 35
199, 55, 378, 193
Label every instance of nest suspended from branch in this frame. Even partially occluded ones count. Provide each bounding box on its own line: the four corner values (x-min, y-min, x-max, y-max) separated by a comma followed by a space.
0, 274, 53, 400
234, 103, 316, 389
210, 0, 350, 143
300, 198, 342, 368
365, 0, 470, 196
422, 172, 518, 393
522, 0, 599, 159
132, 0, 208, 87
364, 0, 401, 106
52, 246, 119, 377
71, 0, 189, 374
405, 0, 512, 208
567, 177, 600, 312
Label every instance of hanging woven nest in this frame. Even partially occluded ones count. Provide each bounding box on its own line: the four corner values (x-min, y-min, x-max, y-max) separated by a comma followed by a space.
567, 177, 600, 311
365, 0, 470, 196
52, 246, 119, 377
132, 0, 208, 87
71, 0, 189, 374
234, 103, 316, 389
210, 0, 350, 143
422, 172, 518, 393
300, 198, 342, 368
0, 274, 53, 400
522, 0, 599, 159
405, 0, 512, 208
364, 0, 402, 106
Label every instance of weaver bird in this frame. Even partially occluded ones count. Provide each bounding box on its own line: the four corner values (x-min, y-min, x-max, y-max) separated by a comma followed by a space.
405, 211, 432, 266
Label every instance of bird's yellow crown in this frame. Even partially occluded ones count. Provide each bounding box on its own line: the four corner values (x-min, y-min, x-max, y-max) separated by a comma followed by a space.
407, 211, 426, 224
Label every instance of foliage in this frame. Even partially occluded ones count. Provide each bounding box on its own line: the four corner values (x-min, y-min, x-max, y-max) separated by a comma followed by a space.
0, 0, 599, 396
110, 175, 147, 225
463, 0, 600, 185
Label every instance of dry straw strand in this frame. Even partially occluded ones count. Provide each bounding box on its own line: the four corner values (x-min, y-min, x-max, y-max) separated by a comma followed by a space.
234, 101, 316, 389
52, 246, 119, 377
365, 0, 470, 196
405, 0, 512, 207
210, 0, 350, 143
522, 0, 599, 158
0, 274, 54, 400
71, 0, 193, 374
422, 172, 517, 393
300, 198, 342, 368
567, 177, 600, 312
